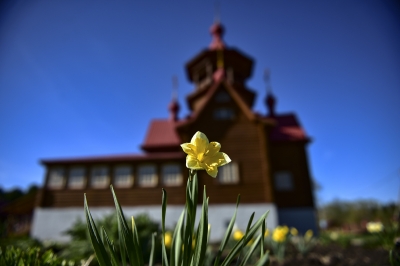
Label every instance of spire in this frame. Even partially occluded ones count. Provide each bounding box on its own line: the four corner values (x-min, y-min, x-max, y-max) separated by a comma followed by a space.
214, 0, 221, 24
209, 22, 225, 50
264, 69, 276, 117
169, 76, 180, 121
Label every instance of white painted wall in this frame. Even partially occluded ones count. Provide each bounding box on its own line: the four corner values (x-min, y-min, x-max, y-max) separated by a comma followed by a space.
31, 203, 278, 243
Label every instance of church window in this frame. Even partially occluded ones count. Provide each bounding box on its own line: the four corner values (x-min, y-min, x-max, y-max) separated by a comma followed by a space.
274, 171, 294, 191
162, 163, 183, 186
91, 166, 109, 188
114, 165, 134, 188
47, 167, 65, 189
214, 108, 235, 120
138, 165, 158, 187
68, 167, 86, 189
218, 162, 239, 184
215, 91, 231, 102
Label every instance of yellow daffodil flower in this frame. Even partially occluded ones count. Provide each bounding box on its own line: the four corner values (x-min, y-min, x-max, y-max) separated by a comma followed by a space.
290, 227, 298, 236
304, 229, 313, 240
282, 225, 289, 234
329, 231, 339, 240
233, 229, 244, 241
264, 228, 270, 237
272, 227, 286, 243
366, 221, 384, 233
164, 231, 172, 248
181, 131, 231, 177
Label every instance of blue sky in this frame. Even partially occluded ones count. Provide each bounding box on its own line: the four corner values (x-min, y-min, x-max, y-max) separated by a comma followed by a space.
0, 1, 399, 205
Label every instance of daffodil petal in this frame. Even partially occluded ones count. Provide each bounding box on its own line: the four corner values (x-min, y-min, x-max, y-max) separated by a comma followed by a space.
204, 152, 231, 167
219, 153, 231, 166
191, 131, 209, 144
181, 143, 196, 156
191, 131, 208, 154
205, 166, 218, 178
186, 155, 202, 170
205, 142, 221, 157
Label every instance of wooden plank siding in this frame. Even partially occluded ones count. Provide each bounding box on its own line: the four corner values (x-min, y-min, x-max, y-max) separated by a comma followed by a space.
270, 142, 315, 208
39, 160, 187, 207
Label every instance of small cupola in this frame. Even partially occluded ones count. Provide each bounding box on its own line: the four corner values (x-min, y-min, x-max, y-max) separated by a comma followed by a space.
209, 22, 226, 50
168, 99, 180, 121
264, 69, 276, 117
265, 92, 276, 117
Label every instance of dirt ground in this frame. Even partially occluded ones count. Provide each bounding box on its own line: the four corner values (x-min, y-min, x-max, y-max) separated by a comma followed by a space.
269, 243, 392, 266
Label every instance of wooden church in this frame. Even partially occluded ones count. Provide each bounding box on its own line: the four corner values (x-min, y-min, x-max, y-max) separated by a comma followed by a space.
31, 22, 317, 242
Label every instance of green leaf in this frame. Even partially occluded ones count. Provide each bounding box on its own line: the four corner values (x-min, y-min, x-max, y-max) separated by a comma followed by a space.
131, 217, 145, 266
161, 188, 169, 266
260, 220, 265, 258
119, 217, 127, 266
253, 251, 270, 266
149, 232, 156, 266
214, 195, 241, 266
237, 212, 255, 264
170, 210, 185, 266
84, 194, 112, 266
101, 227, 119, 266
191, 170, 198, 228
221, 211, 269, 266
110, 186, 143, 266
239, 233, 262, 266
191, 187, 209, 266
183, 171, 196, 266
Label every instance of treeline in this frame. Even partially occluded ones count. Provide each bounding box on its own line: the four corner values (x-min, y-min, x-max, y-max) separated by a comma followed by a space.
318, 199, 398, 229
0, 185, 39, 206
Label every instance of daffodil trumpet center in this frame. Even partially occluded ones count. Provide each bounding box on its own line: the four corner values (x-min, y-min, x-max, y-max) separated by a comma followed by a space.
197, 152, 205, 162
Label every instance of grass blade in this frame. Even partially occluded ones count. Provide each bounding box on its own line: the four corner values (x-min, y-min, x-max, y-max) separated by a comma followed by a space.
214, 194, 241, 266
84, 194, 112, 266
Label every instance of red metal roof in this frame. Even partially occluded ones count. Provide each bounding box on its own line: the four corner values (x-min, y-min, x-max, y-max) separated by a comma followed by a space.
141, 119, 182, 152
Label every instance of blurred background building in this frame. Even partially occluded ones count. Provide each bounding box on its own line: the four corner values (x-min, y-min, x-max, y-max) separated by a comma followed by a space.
31, 22, 317, 242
